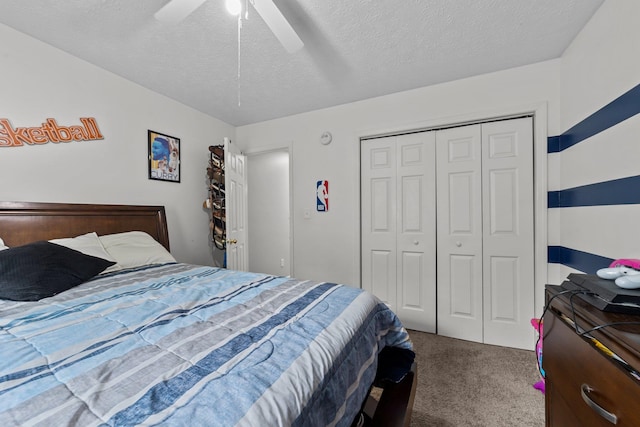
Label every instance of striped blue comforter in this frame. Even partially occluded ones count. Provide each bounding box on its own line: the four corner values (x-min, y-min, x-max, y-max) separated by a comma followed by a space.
0, 263, 412, 426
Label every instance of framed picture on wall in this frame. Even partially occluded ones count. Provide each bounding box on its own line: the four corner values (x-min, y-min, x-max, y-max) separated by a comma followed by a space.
148, 130, 180, 183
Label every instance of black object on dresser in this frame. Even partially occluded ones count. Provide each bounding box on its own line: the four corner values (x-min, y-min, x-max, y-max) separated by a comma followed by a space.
544, 285, 640, 426
560, 273, 640, 314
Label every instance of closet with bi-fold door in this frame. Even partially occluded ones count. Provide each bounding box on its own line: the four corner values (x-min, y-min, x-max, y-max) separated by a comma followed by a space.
361, 117, 534, 349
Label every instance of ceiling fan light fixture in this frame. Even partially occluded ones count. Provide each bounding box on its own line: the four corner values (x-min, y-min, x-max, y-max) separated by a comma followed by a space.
154, 0, 302, 53
225, 0, 242, 16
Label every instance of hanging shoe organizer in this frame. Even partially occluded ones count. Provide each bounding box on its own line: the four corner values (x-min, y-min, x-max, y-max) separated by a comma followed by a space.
207, 145, 226, 250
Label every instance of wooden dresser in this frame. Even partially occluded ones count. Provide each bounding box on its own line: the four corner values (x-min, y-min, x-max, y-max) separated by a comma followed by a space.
544, 285, 640, 426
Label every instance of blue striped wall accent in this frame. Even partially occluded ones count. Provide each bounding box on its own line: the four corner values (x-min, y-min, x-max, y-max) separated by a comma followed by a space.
547, 83, 640, 153
548, 175, 640, 208
548, 246, 613, 274
547, 82, 640, 271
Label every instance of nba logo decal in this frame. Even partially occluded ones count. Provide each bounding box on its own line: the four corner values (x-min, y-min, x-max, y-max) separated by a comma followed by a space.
317, 180, 329, 212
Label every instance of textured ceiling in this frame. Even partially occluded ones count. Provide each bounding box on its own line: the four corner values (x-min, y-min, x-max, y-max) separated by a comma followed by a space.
0, 0, 603, 126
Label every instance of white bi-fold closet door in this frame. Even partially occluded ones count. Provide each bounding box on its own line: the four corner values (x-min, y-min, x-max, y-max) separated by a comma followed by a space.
361, 117, 534, 349
436, 118, 534, 349
361, 131, 437, 333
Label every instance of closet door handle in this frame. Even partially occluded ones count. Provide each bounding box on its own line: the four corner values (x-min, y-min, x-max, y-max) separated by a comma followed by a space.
581, 384, 617, 424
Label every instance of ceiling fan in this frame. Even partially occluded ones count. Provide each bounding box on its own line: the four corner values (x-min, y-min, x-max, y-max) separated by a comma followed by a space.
154, 0, 304, 53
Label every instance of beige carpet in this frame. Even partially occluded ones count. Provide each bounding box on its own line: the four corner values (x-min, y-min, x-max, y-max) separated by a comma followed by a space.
407, 330, 545, 427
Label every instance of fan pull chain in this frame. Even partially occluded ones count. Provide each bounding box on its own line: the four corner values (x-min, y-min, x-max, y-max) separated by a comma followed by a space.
236, 0, 250, 107
237, 14, 242, 107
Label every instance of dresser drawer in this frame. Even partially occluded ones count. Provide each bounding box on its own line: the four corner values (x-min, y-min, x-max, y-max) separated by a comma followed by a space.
545, 311, 640, 426
545, 384, 582, 427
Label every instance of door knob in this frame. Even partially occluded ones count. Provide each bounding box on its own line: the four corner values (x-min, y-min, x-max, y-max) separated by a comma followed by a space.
226, 239, 237, 244
456, 241, 462, 247
413, 240, 419, 245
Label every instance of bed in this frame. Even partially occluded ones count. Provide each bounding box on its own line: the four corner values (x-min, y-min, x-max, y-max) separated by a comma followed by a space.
0, 201, 416, 427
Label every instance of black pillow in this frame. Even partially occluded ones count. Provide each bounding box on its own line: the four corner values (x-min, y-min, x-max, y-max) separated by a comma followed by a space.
0, 241, 116, 301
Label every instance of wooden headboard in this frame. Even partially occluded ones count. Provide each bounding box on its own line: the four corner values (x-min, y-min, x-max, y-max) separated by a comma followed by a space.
0, 201, 170, 250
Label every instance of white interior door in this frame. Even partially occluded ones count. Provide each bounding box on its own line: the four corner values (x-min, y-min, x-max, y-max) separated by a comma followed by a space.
481, 118, 534, 349
225, 138, 248, 271
361, 132, 436, 332
436, 125, 484, 342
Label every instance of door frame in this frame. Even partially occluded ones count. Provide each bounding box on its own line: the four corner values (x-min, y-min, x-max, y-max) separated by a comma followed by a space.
244, 143, 295, 277
356, 102, 549, 321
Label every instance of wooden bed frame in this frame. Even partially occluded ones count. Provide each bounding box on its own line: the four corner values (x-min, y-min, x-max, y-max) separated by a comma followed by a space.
0, 201, 170, 250
0, 200, 416, 427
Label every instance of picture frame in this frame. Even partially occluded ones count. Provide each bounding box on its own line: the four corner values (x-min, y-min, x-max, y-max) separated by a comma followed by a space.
148, 130, 180, 183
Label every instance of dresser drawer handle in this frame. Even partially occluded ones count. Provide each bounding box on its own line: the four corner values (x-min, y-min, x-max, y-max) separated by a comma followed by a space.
581, 384, 618, 424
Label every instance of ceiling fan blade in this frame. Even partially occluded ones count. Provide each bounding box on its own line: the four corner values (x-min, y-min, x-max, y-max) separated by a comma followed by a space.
252, 0, 304, 53
154, 0, 207, 24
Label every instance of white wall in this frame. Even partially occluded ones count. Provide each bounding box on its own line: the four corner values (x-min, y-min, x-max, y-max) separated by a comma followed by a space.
0, 24, 235, 266
560, 0, 639, 130
237, 60, 562, 318
548, 0, 640, 284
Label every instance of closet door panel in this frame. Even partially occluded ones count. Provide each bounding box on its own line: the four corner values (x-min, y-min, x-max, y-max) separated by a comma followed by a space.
361, 138, 398, 311
482, 118, 534, 349
436, 125, 483, 342
401, 175, 422, 232
396, 132, 436, 332
448, 172, 475, 234
488, 169, 517, 234
400, 251, 423, 307
449, 254, 476, 316
371, 250, 394, 304
372, 178, 393, 231
488, 255, 518, 320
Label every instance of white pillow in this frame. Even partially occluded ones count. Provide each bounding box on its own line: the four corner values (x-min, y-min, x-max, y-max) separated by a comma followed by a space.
50, 232, 116, 263
0, 237, 8, 251
99, 231, 175, 272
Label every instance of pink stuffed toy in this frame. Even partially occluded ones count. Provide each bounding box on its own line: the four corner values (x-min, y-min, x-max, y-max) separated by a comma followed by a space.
609, 258, 640, 269
531, 318, 545, 394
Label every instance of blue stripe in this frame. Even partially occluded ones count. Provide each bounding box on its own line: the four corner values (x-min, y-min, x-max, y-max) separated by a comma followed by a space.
548, 175, 640, 208
0, 343, 120, 396
547, 191, 560, 209
547, 135, 561, 153
547, 246, 613, 274
547, 83, 640, 153
109, 282, 338, 426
